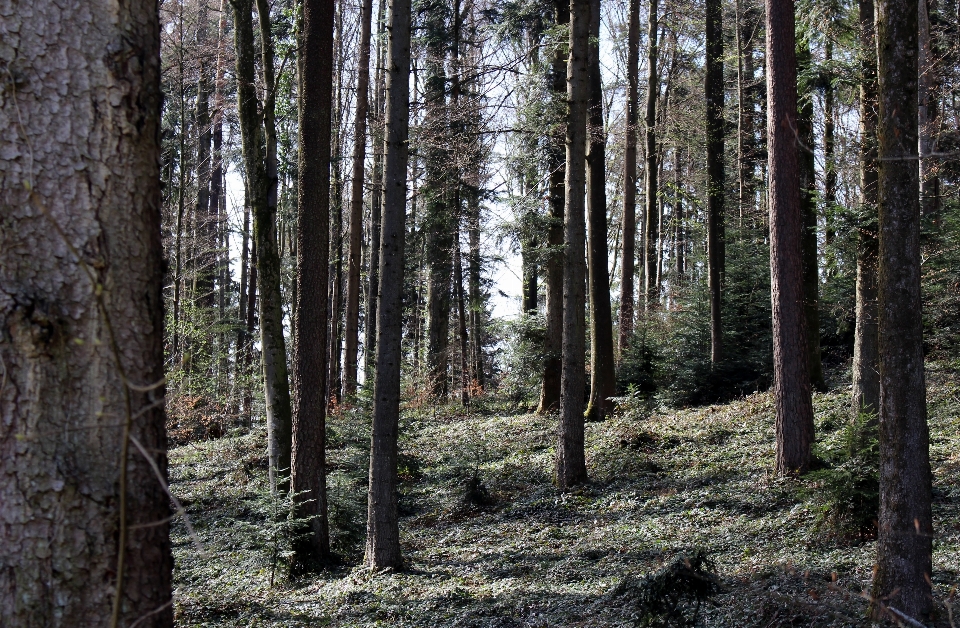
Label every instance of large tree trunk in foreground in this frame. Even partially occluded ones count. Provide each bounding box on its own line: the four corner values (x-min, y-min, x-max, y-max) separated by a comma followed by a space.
852, 0, 880, 417
344, 0, 375, 399
557, 0, 590, 488
366, 0, 412, 569
619, 0, 639, 355
766, 0, 815, 475
291, 0, 334, 572
538, 0, 569, 413
585, 0, 616, 422
0, 1, 172, 625
705, 0, 724, 363
872, 0, 933, 616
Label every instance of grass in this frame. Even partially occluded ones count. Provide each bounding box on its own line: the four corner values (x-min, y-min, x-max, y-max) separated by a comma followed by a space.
169, 365, 960, 627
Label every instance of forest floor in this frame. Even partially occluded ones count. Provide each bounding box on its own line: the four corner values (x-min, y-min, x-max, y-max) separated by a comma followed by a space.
169, 364, 960, 627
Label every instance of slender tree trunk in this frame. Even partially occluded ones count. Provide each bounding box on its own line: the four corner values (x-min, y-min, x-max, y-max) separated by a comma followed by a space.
195, 2, 214, 308
366, 2, 388, 374
538, 0, 569, 413
766, 0, 815, 475
619, 0, 640, 354
234, 0, 293, 494
797, 40, 825, 392
366, 0, 412, 569
423, 0, 453, 399
0, 0, 172, 623
467, 173, 485, 388
852, 0, 881, 417
345, 0, 375, 399
643, 0, 660, 310
674, 148, 684, 281
823, 38, 837, 265
172, 7, 187, 362
585, 0, 616, 422
706, 0, 724, 363
557, 0, 590, 488
918, 0, 939, 225
455, 228, 470, 406
872, 0, 933, 615
290, 0, 334, 572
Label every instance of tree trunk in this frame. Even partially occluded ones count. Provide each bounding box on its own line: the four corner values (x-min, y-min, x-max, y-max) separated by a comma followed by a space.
643, 0, 660, 310
766, 0, 815, 475
706, 0, 724, 363
797, 40, 825, 392
872, 0, 933, 615
234, 0, 293, 494
423, 0, 453, 399
365, 0, 388, 374
918, 0, 939, 225
852, 0, 880, 417
290, 0, 334, 572
344, 0, 375, 399
467, 198, 485, 390
538, 0, 569, 413
0, 1, 172, 624
823, 38, 837, 268
585, 0, 616, 422
455, 229, 471, 406
195, 2, 214, 309
557, 0, 590, 489
366, 0, 412, 569
619, 0, 640, 355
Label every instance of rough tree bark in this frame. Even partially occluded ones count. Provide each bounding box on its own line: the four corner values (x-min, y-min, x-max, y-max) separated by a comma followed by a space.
290, 0, 334, 572
872, 0, 933, 615
366, 0, 412, 569
344, 0, 375, 399
766, 0, 815, 475
538, 0, 569, 413
705, 0, 724, 363
852, 0, 880, 417
557, 0, 590, 488
0, 1, 172, 625
585, 0, 616, 422
619, 0, 639, 355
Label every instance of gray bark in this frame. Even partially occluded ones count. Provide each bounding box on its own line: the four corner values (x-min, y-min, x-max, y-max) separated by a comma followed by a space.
366, 0, 412, 569
557, 0, 590, 489
0, 1, 172, 624
872, 0, 933, 615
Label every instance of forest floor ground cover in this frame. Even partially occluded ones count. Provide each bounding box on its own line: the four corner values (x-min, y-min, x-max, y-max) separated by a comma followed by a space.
169, 364, 960, 627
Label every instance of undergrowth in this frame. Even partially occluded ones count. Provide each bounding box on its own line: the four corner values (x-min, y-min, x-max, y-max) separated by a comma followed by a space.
168, 367, 960, 627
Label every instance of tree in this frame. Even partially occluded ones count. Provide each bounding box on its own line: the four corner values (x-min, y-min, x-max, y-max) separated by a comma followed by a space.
797, 36, 825, 391
232, 0, 293, 494
538, 0, 569, 413
344, 0, 376, 399
705, 0, 725, 363
852, 0, 880, 416
557, 0, 590, 488
585, 0, 616, 422
871, 0, 933, 615
290, 0, 334, 572
619, 0, 640, 355
366, 0, 413, 569
0, 0, 172, 624
766, 0, 815, 475
423, 0, 455, 399
643, 0, 660, 309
